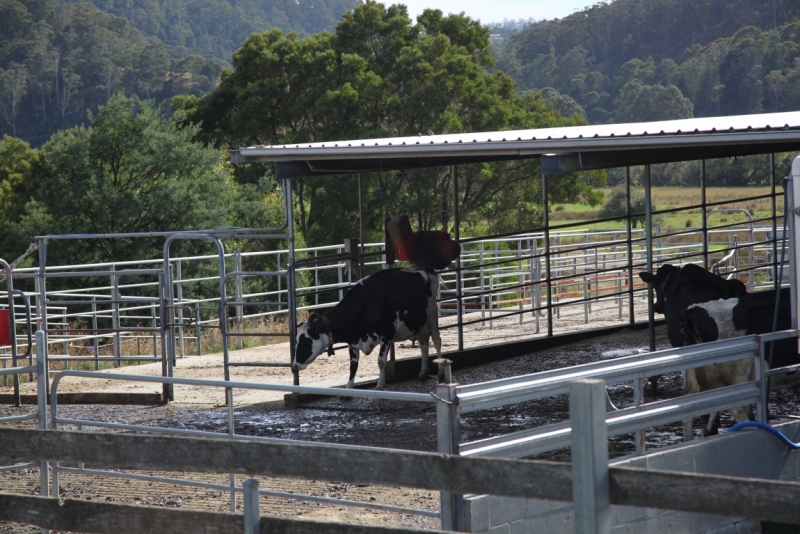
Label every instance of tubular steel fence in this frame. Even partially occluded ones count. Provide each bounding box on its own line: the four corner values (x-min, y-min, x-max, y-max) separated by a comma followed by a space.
0, 224, 790, 393
3, 330, 800, 532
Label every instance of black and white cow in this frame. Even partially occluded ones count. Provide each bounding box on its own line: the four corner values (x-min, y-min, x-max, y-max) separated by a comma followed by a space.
639, 263, 749, 439
639, 263, 748, 348
683, 287, 797, 389
292, 267, 442, 390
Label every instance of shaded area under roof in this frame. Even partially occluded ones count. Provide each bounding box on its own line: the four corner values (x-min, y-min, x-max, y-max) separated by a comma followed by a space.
229, 112, 800, 178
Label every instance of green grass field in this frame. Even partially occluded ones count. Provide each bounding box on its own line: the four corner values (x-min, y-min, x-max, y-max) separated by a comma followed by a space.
549, 187, 782, 229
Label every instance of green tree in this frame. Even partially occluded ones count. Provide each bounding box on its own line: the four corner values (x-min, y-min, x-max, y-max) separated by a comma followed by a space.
598, 187, 657, 228
9, 93, 243, 264
612, 79, 694, 122
0, 135, 38, 260
183, 1, 602, 245
0, 63, 28, 136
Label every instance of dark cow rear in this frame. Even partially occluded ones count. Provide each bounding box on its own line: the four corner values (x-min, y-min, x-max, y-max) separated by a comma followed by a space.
683, 288, 797, 382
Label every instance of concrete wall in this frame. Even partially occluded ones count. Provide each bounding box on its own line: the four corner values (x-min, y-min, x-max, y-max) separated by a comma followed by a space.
464, 421, 800, 533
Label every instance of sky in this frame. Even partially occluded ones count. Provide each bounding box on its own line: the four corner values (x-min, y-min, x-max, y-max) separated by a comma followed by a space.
395, 0, 601, 25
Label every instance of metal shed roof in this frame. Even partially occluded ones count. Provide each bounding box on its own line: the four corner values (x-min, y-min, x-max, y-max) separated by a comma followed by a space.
229, 111, 800, 178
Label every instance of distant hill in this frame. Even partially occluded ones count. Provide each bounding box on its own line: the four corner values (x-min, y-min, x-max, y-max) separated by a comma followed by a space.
496, 0, 800, 123
63, 0, 361, 63
0, 0, 359, 145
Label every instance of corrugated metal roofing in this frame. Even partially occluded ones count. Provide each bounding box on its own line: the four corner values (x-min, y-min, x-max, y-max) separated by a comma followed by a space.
229, 111, 800, 177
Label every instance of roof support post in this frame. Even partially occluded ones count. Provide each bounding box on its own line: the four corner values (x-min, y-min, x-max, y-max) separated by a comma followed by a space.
357, 173, 364, 278
645, 165, 655, 353
543, 174, 553, 337
451, 165, 463, 351
625, 167, 634, 325
770, 154, 779, 289
701, 159, 709, 270
790, 158, 800, 334
282, 178, 299, 386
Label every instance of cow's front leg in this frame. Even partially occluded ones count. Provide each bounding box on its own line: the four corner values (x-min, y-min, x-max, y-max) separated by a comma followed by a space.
376, 339, 392, 390
346, 346, 360, 389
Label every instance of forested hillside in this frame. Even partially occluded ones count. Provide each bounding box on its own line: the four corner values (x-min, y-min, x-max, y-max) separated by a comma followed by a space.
497, 0, 800, 123
0, 0, 358, 144
63, 0, 360, 62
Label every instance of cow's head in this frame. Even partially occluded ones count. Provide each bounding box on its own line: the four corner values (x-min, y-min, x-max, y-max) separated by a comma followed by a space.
638, 264, 680, 314
292, 313, 330, 371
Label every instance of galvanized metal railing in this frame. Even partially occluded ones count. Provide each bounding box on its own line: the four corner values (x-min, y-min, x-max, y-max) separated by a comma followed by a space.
448, 330, 798, 459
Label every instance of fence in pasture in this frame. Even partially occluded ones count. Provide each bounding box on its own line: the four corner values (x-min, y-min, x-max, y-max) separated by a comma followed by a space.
0, 221, 790, 398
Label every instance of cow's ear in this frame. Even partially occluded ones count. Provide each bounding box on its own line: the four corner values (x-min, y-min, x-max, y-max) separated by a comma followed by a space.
308, 313, 319, 322
639, 272, 656, 283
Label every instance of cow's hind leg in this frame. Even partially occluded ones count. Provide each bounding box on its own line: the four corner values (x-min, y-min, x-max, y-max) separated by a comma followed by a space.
704, 412, 720, 436
376, 339, 392, 390
346, 347, 360, 389
417, 336, 430, 380
422, 310, 442, 379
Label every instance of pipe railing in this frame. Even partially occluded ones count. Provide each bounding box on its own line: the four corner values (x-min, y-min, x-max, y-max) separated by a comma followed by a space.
0, 225, 791, 378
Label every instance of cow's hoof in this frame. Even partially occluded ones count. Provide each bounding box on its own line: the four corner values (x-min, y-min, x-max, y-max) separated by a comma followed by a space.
375, 384, 386, 391
417, 373, 429, 381
703, 427, 719, 437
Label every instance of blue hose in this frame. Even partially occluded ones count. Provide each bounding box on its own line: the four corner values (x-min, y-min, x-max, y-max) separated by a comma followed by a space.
728, 421, 800, 449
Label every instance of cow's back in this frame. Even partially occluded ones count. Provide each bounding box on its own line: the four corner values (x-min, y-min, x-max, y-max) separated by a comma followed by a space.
379, 268, 437, 340
332, 267, 436, 343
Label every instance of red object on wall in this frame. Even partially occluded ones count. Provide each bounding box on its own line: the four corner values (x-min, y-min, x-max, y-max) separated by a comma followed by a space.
0, 309, 10, 345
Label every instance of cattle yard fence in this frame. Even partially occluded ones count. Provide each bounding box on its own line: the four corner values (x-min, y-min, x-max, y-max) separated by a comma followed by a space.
0, 326, 785, 530
0, 222, 790, 397
4, 332, 800, 532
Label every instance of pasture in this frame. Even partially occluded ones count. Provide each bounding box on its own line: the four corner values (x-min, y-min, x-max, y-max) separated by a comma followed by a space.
549, 186, 781, 228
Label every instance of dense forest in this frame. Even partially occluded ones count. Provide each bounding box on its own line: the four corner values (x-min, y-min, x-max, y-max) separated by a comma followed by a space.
62, 0, 361, 62
496, 0, 800, 123
0, 0, 358, 144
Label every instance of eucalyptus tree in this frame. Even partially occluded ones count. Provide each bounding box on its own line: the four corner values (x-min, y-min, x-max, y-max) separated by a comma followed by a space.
181, 1, 601, 245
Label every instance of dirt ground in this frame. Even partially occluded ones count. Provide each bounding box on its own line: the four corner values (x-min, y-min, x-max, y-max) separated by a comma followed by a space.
2, 299, 800, 533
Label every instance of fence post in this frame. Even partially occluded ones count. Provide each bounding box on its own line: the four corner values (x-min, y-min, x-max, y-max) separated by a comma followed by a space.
570, 378, 610, 534
243, 478, 260, 534
111, 265, 121, 368
234, 252, 243, 351
36, 330, 50, 506
435, 358, 463, 531
177, 260, 186, 358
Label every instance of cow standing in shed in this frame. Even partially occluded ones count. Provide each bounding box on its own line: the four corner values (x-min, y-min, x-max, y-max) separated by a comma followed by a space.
293, 267, 442, 390
639, 263, 750, 439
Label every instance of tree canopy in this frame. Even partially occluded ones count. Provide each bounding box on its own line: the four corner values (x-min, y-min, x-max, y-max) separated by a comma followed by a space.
5, 93, 279, 265
180, 1, 603, 246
